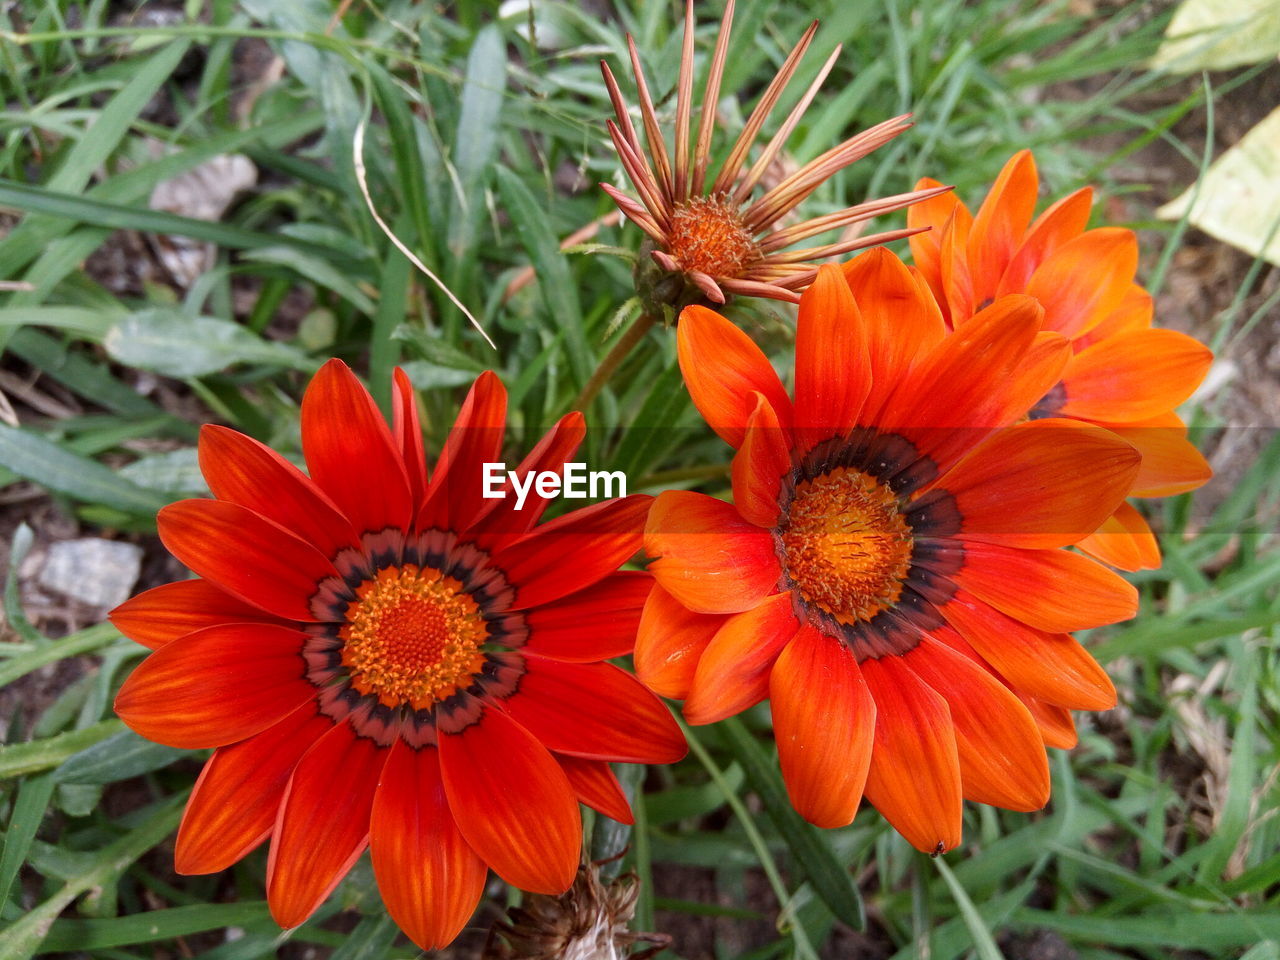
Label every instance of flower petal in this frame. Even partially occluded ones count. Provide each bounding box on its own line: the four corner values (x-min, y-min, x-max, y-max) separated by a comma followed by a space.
198, 424, 360, 558
523, 571, 652, 662
392, 368, 429, 510
684, 592, 800, 725
645, 490, 780, 615
558, 754, 633, 825
371, 742, 487, 951
110, 578, 283, 650
940, 419, 1140, 549
301, 359, 413, 535
942, 590, 1117, 710
497, 495, 651, 611
794, 263, 870, 445
175, 702, 331, 874
906, 636, 1050, 812
158, 499, 342, 622
861, 654, 963, 854
770, 625, 874, 828
996, 186, 1093, 297
267, 722, 387, 928
938, 203, 976, 324
115, 623, 315, 749
1019, 693, 1078, 749
1077, 502, 1161, 572
1024, 228, 1137, 338
498, 657, 686, 763
1108, 416, 1212, 497
732, 392, 792, 528
419, 371, 508, 531
634, 584, 728, 699
906, 176, 960, 307
438, 706, 580, 894
967, 150, 1038, 305
1059, 329, 1213, 423
676, 304, 793, 447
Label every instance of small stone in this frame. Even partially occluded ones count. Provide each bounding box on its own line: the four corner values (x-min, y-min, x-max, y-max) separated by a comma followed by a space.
38, 539, 144, 611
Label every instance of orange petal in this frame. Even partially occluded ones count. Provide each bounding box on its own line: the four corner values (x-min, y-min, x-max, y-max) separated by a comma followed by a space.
499, 657, 686, 763
497, 495, 652, 611
645, 490, 780, 615
1024, 228, 1137, 338
769, 626, 874, 828
967, 150, 1038, 305
951, 539, 1137, 633
158, 498, 341, 622
1059, 329, 1213, 423
906, 637, 1050, 812
175, 702, 331, 874
300, 359, 413, 536
371, 742, 487, 951
115, 623, 316, 749
676, 304, 794, 447
684, 592, 800, 725
438, 706, 580, 894
1076, 502, 1161, 572
1107, 417, 1212, 497
1019, 693, 1078, 749
794, 263, 871, 445
523, 571, 652, 662
1074, 284, 1152, 347
634, 584, 728, 700
558, 755, 633, 825
939, 204, 976, 325
996, 186, 1093, 297
861, 655, 962, 853
199, 424, 360, 559
418, 371, 508, 531
267, 722, 386, 928
906, 176, 960, 308
942, 591, 1117, 710
110, 578, 283, 650
941, 419, 1140, 549
391, 368, 429, 509
733, 393, 791, 528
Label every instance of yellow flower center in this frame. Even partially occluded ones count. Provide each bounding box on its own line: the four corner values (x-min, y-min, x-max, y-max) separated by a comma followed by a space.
667, 195, 759, 278
779, 468, 914, 625
340, 564, 489, 710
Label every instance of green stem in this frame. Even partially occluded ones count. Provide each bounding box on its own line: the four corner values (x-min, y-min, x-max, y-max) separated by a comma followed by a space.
569, 311, 658, 413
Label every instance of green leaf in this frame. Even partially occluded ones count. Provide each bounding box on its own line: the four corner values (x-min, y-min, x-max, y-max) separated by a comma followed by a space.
0, 425, 169, 514
245, 246, 377, 314
934, 857, 1007, 960
39, 903, 272, 951
102, 308, 311, 378
328, 911, 401, 960
1151, 0, 1280, 72
0, 774, 56, 907
0, 306, 117, 338
53, 729, 188, 785
449, 25, 506, 260
0, 720, 126, 781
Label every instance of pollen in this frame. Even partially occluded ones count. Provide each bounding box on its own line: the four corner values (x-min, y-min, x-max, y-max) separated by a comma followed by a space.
779, 468, 914, 625
340, 565, 489, 710
666, 195, 760, 278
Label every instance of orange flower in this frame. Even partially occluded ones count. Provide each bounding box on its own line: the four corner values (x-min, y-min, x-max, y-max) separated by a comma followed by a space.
600, 0, 949, 306
111, 360, 684, 950
907, 150, 1213, 569
638, 258, 1142, 851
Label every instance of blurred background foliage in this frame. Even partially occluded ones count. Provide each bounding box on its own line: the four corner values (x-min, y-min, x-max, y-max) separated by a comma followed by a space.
0, 0, 1278, 957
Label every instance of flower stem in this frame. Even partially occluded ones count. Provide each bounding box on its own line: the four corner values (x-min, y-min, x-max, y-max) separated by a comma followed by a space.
570, 311, 658, 413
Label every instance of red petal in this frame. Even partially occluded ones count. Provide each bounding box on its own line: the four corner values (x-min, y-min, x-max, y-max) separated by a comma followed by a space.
558, 754, 633, 824
684, 592, 800, 725
199, 424, 359, 558
645, 490, 780, 615
1059, 329, 1212, 423
942, 591, 1117, 710
676, 304, 793, 447
392, 368, 429, 510
1076, 502, 1161, 572
523, 571, 652, 662
438, 706, 580, 894
158, 499, 341, 622
371, 742, 487, 951
115, 623, 315, 749
906, 177, 959, 312
175, 702, 331, 873
794, 263, 870, 446
770, 625, 874, 828
967, 150, 1038, 305
996, 186, 1093, 297
1025, 228, 1137, 338
301, 359, 413, 535
861, 655, 963, 853
419, 371, 509, 532
951, 539, 1138, 633
940, 419, 1140, 549
496, 495, 651, 611
267, 722, 387, 928
499, 657, 686, 763
110, 578, 283, 650
906, 637, 1050, 811
634, 584, 727, 700
939, 204, 976, 324
732, 393, 791, 528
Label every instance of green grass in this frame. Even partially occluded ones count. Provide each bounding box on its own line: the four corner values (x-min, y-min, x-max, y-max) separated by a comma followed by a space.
1, 0, 1277, 957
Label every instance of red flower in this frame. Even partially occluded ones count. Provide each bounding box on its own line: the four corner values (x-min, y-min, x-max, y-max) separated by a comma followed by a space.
638, 259, 1141, 850
112, 361, 684, 950
907, 150, 1213, 569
